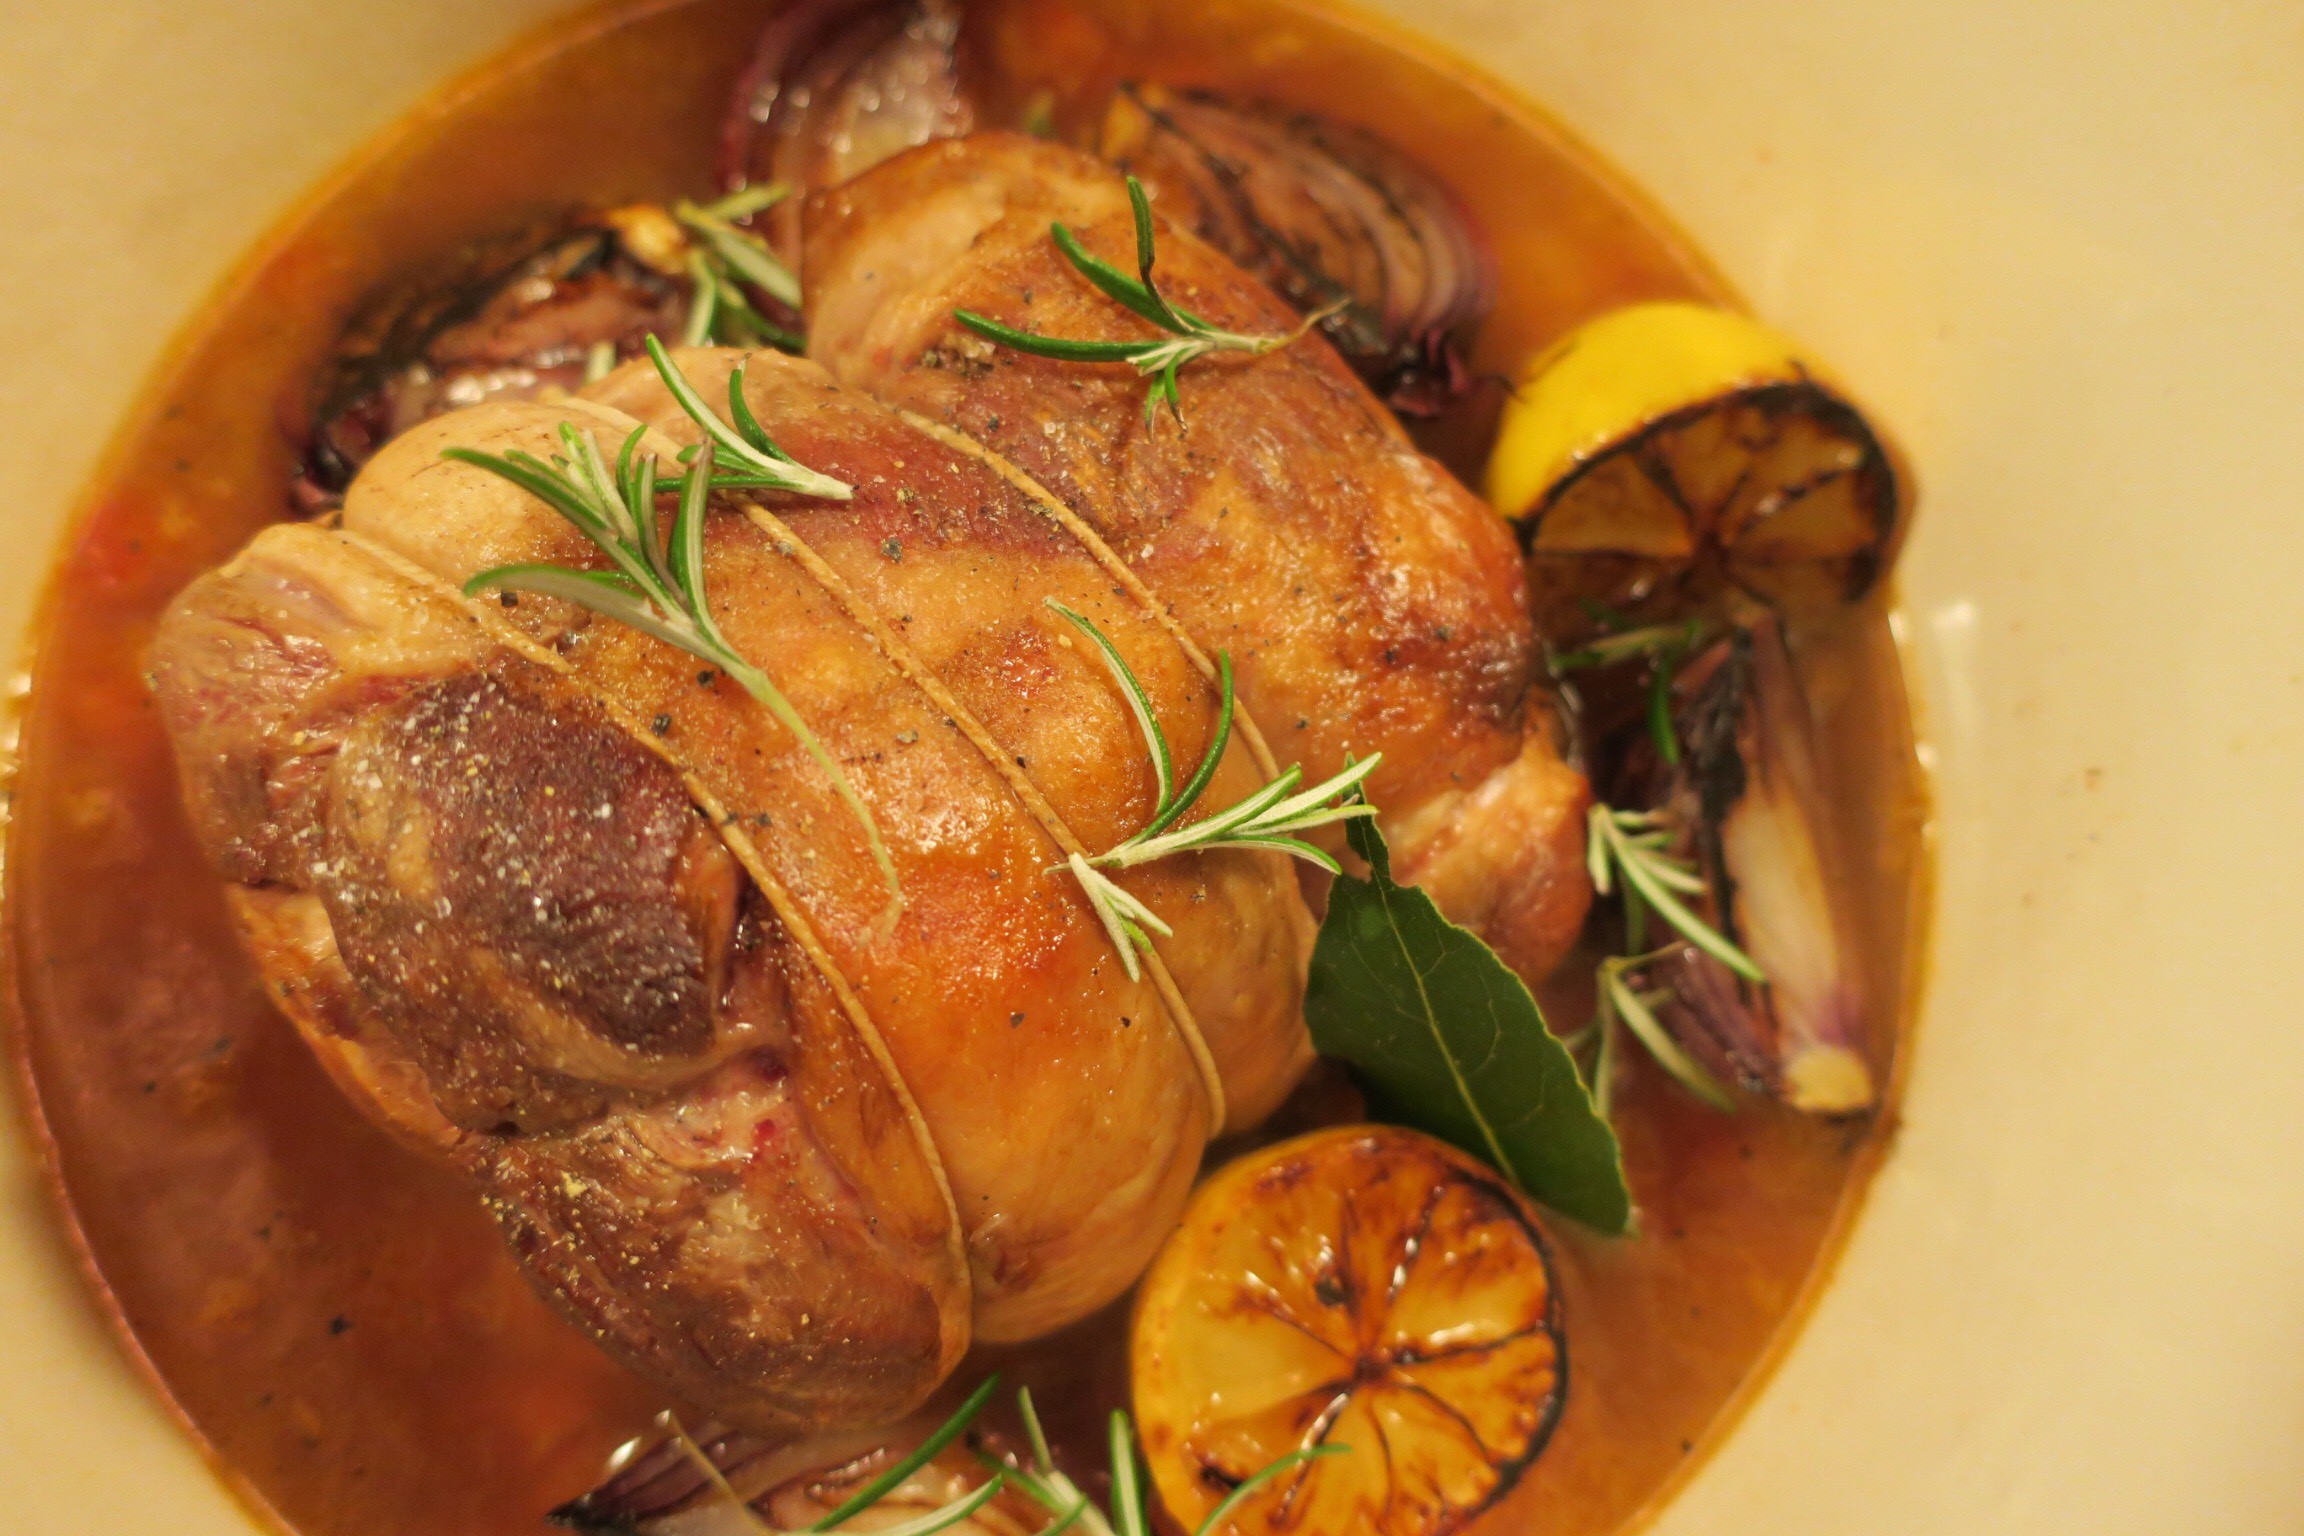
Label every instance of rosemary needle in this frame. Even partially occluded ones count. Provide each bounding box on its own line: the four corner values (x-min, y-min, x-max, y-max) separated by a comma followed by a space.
673, 185, 806, 352
1045, 599, 1375, 979
984, 1384, 1348, 1536
1597, 952, 1733, 1110
1579, 803, 1767, 1110
1587, 804, 1762, 982
806, 1374, 1004, 1532
955, 175, 1340, 428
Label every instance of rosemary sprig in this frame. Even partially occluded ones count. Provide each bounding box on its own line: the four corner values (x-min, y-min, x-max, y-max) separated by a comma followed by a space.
1546, 620, 1707, 675
700, 183, 790, 223
1593, 951, 1731, 1111
640, 334, 851, 500
1552, 623, 1761, 1104
657, 1377, 1001, 1536
676, 185, 806, 352
827, 1486, 1001, 1536
985, 1387, 1346, 1536
954, 175, 1342, 428
1585, 805, 1763, 982
805, 1374, 1005, 1533
1045, 599, 1378, 980
684, 249, 807, 353
677, 189, 801, 308
1579, 804, 1762, 1107
444, 337, 902, 923
1546, 618, 1707, 766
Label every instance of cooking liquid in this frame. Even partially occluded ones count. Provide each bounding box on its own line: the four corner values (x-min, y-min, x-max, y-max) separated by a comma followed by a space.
1, 0, 1928, 1532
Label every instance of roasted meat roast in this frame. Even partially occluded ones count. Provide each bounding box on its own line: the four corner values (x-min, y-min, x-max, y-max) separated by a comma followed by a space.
149, 135, 1591, 1436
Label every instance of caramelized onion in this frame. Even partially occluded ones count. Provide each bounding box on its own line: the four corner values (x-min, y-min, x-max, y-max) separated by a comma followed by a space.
553, 1415, 772, 1532
718, 0, 975, 261
1100, 83, 1495, 415
292, 218, 682, 513
1635, 618, 1874, 1113
555, 1409, 1024, 1535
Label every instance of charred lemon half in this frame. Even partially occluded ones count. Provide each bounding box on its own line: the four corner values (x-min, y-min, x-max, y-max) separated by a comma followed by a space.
1486, 300, 1907, 637
1132, 1126, 1564, 1536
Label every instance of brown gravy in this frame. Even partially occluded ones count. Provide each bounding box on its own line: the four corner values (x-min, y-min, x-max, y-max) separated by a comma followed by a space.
1, 1, 1928, 1532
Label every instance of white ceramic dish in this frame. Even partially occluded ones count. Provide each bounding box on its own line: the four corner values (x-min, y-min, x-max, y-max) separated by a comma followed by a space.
2, 1, 2298, 1529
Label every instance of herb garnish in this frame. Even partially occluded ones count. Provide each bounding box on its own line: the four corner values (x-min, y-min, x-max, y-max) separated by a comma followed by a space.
804, 1374, 1006, 1534
985, 1385, 1346, 1536
444, 336, 902, 921
675, 185, 807, 353
1545, 621, 1705, 675
1045, 600, 1376, 980
1586, 806, 1762, 983
642, 1375, 1345, 1535
641, 334, 851, 501
638, 1375, 1001, 1536
1306, 813, 1631, 1233
582, 337, 617, 385
1585, 949, 1732, 1113
1547, 620, 1769, 1108
1547, 617, 1707, 766
1580, 793, 1766, 1110
955, 176, 1341, 427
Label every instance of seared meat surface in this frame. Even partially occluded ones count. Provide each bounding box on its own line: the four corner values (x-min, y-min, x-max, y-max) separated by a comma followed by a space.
151, 134, 1593, 1438
805, 134, 1590, 982
581, 351, 1314, 1140
335, 361, 1299, 1354
153, 521, 968, 1431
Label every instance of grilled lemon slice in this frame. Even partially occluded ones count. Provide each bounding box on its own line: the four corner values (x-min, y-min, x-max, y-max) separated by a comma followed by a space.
1132, 1126, 1564, 1536
1486, 301, 1906, 637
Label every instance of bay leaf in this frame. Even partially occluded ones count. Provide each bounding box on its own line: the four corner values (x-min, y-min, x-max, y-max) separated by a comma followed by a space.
1305, 816, 1631, 1233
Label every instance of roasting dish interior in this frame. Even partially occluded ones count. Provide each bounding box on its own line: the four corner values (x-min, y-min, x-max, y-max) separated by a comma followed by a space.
3, 2, 1928, 1533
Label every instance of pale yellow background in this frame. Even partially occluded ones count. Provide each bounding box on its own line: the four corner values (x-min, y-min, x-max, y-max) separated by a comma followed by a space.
2, 1, 2299, 1529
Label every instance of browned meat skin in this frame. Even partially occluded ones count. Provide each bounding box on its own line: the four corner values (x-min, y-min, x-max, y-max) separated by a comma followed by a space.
585, 347, 1314, 1132
225, 885, 464, 1155
152, 122, 1587, 1425
318, 665, 757, 1128
342, 381, 1264, 1341
481, 1038, 960, 1435
150, 522, 969, 1432
152, 534, 763, 1130
156, 342, 1325, 1427
802, 134, 1591, 983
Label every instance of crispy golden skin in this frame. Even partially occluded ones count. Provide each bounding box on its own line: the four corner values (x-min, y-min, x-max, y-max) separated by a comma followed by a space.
152, 353, 1324, 1429
341, 376, 1294, 1343
584, 349, 1314, 1137
151, 522, 968, 1433
804, 134, 1592, 983
151, 133, 1594, 1436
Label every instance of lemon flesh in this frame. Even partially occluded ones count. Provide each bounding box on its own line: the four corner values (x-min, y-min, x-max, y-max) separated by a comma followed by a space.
1132, 1126, 1563, 1536
1486, 301, 1904, 635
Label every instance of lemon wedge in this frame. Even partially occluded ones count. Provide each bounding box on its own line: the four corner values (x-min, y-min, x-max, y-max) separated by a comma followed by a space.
1486, 301, 1906, 635
1131, 1126, 1564, 1536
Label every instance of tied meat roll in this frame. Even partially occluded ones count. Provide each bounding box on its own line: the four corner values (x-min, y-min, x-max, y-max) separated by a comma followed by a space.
150, 134, 1595, 1439
153, 351, 1310, 1434
803, 133, 1593, 985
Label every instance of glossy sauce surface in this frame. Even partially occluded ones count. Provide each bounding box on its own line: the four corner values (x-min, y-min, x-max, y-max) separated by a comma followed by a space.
3, 1, 1926, 1532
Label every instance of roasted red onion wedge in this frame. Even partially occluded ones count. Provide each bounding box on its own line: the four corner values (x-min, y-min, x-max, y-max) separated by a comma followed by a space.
292, 218, 684, 512
555, 1404, 1026, 1535
1651, 618, 1874, 1113
1099, 83, 1495, 416
718, 0, 975, 261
